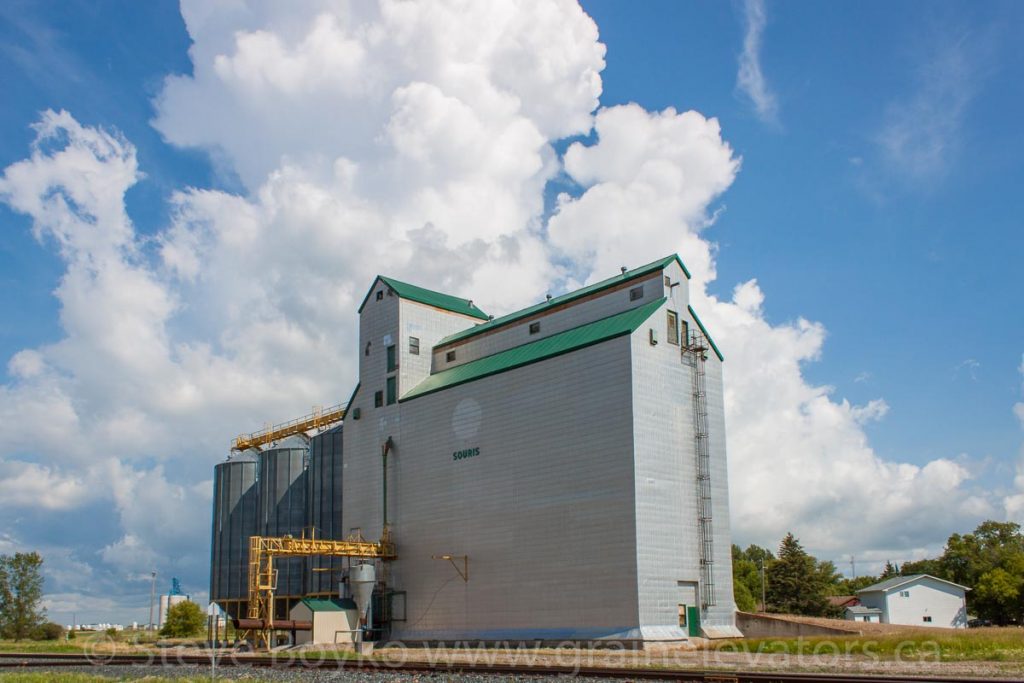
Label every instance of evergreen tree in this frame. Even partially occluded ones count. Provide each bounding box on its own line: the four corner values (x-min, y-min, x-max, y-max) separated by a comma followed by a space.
880, 560, 900, 578
0, 552, 46, 641
765, 533, 831, 616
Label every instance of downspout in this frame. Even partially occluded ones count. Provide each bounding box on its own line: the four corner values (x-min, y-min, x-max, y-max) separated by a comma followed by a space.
382, 436, 394, 532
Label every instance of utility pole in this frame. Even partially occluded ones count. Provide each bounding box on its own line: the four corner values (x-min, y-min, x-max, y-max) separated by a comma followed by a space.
759, 558, 767, 612
148, 570, 157, 631
850, 555, 856, 580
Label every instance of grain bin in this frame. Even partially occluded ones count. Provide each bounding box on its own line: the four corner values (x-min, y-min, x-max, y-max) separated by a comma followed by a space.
258, 435, 309, 609
307, 425, 344, 595
210, 449, 259, 616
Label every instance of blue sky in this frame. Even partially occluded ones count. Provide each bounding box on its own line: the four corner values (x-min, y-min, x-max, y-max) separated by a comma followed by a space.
0, 1, 1022, 623
587, 0, 1024, 469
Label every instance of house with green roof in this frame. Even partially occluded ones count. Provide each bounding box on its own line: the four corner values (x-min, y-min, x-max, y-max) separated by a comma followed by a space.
290, 597, 359, 645
339, 254, 739, 642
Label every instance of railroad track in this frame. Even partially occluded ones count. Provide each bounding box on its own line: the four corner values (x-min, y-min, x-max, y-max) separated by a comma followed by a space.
0, 651, 1018, 683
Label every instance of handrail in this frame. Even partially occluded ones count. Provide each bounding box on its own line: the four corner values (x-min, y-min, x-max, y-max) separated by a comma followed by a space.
232, 403, 346, 451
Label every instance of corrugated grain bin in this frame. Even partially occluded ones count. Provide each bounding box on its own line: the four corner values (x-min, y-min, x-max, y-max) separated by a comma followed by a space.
258, 435, 309, 602
308, 425, 344, 594
210, 450, 259, 611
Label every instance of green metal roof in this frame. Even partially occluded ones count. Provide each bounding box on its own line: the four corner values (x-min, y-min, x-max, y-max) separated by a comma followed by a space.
402, 297, 666, 401
437, 254, 690, 347
357, 276, 489, 321
687, 305, 724, 362
300, 598, 352, 612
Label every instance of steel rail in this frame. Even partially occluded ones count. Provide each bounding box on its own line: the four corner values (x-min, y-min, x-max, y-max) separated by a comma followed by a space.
0, 651, 1019, 682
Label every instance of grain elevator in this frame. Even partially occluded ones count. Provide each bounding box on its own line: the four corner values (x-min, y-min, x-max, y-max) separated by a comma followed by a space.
210, 255, 740, 643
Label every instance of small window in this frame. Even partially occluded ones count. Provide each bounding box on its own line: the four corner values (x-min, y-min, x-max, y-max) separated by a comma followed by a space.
386, 345, 397, 372
900, 590, 910, 598
667, 310, 679, 345
629, 286, 644, 301
376, 290, 384, 301
529, 321, 540, 335
446, 350, 456, 362
374, 390, 383, 408
386, 376, 397, 405
923, 616, 932, 623
664, 275, 671, 287
649, 328, 658, 345
409, 336, 420, 355
681, 320, 689, 347
352, 407, 361, 420
365, 341, 371, 357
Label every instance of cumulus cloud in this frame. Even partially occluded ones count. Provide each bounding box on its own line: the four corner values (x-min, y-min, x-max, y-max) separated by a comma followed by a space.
0, 460, 93, 510
0, 0, 1001, 621
736, 0, 778, 123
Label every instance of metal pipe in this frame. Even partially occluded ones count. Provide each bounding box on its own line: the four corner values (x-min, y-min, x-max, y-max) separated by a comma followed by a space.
382, 437, 393, 531
148, 570, 157, 631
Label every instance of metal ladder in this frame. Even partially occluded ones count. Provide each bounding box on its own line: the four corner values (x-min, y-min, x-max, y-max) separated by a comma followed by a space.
683, 330, 716, 609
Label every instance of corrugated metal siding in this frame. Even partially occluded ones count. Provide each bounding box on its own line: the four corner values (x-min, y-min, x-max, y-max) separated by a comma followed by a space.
343, 283, 401, 542
399, 298, 478, 398
405, 297, 665, 400
210, 453, 258, 606
437, 254, 689, 346
701, 333, 737, 630
627, 260, 736, 636
433, 273, 669, 369
258, 440, 309, 601
307, 426, 344, 595
379, 337, 640, 640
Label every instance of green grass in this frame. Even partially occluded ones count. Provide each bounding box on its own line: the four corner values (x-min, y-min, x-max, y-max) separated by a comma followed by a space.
0, 639, 90, 654
0, 675, 224, 683
0, 631, 193, 655
708, 628, 1024, 662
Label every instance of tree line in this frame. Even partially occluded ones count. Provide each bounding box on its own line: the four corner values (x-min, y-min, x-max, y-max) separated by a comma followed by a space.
733, 520, 1024, 625
0, 551, 206, 641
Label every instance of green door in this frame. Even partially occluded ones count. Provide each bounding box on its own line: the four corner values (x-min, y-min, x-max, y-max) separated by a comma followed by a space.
687, 606, 701, 637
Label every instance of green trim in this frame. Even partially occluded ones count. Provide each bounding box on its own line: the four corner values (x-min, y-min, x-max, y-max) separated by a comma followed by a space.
300, 598, 351, 612
402, 298, 666, 401
437, 254, 691, 347
343, 383, 360, 421
687, 305, 724, 362
357, 276, 489, 320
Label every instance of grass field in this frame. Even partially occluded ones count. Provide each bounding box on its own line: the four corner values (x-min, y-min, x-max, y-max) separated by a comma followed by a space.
0, 639, 90, 654
707, 627, 1024, 662
0, 676, 199, 683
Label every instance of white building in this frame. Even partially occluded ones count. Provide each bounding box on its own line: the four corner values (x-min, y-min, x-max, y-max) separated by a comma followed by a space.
844, 605, 882, 623
341, 254, 739, 642
291, 598, 359, 645
856, 574, 969, 628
